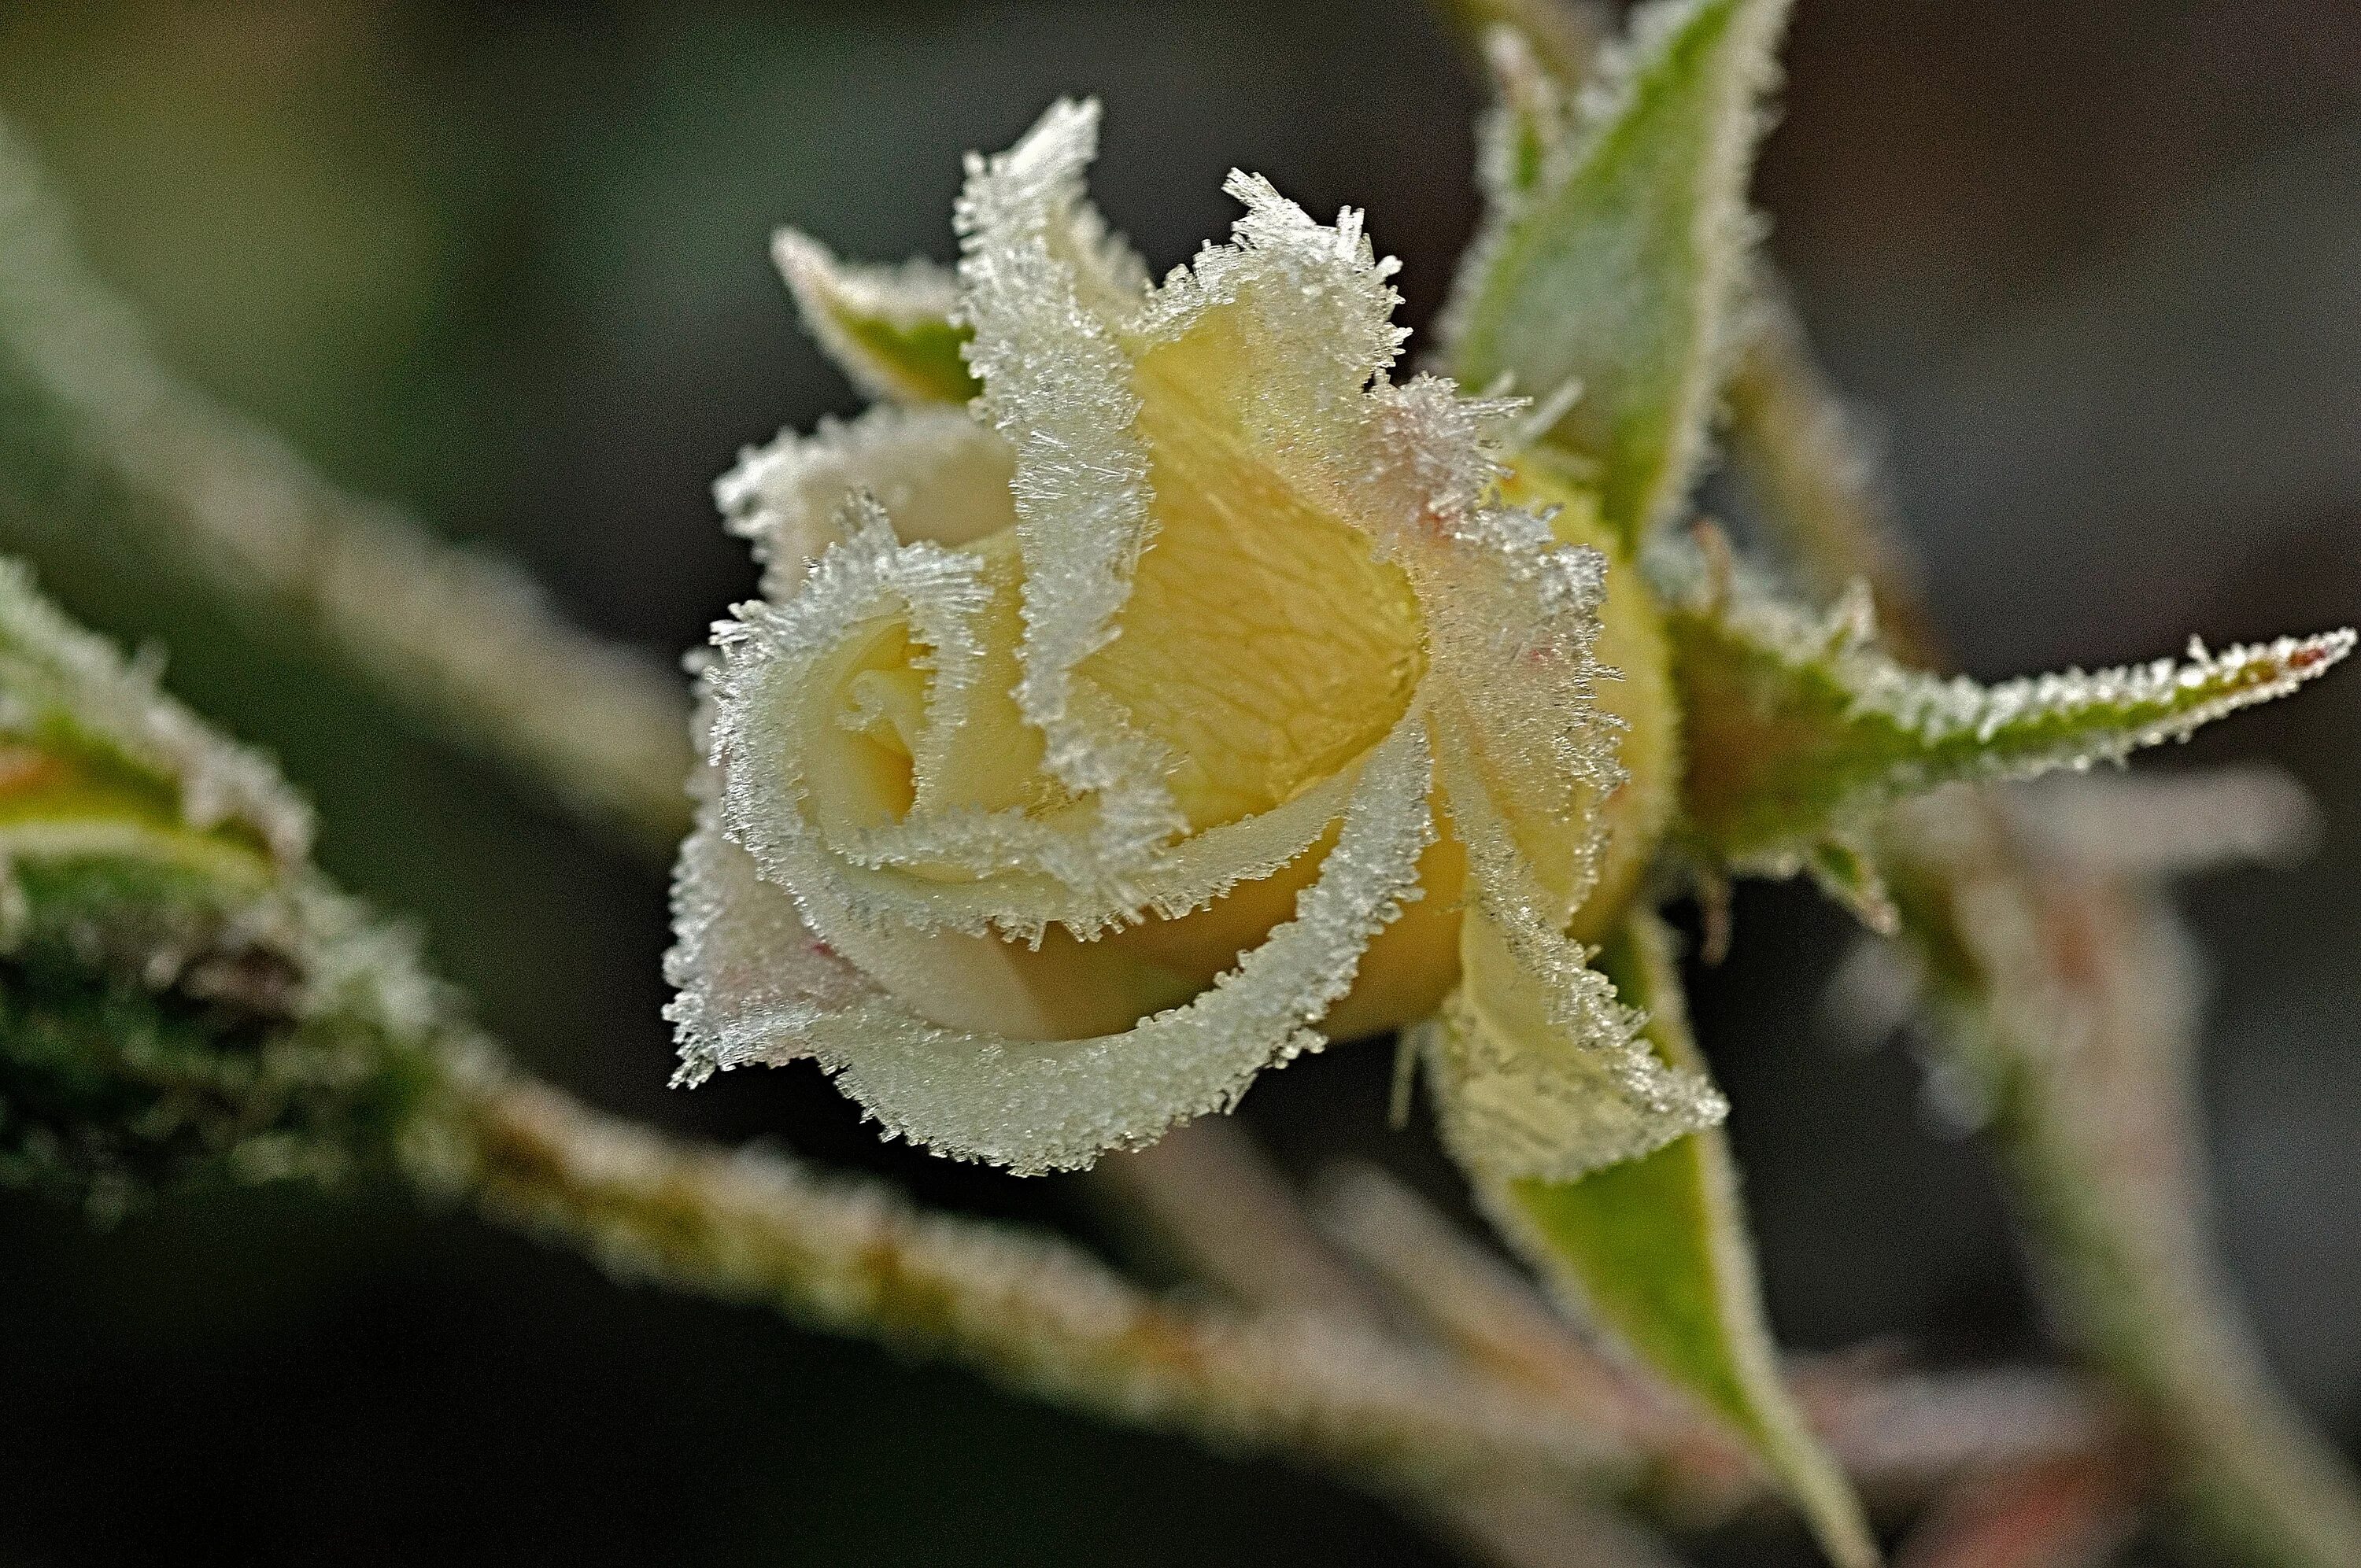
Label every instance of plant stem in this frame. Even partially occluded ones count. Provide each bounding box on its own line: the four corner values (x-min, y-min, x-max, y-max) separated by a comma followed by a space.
1726, 293, 2361, 1568
0, 123, 695, 855
423, 1060, 1632, 1503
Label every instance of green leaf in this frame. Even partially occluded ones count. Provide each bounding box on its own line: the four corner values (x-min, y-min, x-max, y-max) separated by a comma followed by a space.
1443, 0, 1790, 548
1440, 0, 1612, 88
774, 231, 980, 405
1483, 908, 1878, 1568
1669, 565, 2355, 883
1471, 25, 1577, 208
0, 562, 464, 1218
1801, 834, 1897, 935
0, 559, 310, 875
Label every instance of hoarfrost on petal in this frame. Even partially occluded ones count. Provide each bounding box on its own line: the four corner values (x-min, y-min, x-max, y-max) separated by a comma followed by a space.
704, 488, 1365, 945
716, 404, 1017, 596
1422, 732, 1726, 1182
953, 98, 1182, 872
671, 714, 1437, 1173
1356, 376, 1628, 917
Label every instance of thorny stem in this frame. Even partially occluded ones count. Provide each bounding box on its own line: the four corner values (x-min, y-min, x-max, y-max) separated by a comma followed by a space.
1725, 294, 2361, 1567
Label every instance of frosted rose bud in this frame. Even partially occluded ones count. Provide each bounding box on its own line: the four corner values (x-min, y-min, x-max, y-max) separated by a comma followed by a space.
667, 101, 1720, 1175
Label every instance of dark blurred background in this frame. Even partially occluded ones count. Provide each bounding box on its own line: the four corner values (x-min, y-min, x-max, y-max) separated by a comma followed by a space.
1, 3, 2356, 1564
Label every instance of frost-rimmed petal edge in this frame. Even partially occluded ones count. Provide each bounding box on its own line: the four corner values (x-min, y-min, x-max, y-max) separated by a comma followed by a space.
706, 496, 1354, 939
951, 98, 1182, 876
670, 711, 1438, 1174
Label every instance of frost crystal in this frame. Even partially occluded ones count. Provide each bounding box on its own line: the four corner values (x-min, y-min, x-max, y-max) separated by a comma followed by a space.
672, 101, 1720, 1173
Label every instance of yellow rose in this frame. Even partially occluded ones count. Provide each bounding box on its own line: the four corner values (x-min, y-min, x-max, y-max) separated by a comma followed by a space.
668, 101, 1721, 1175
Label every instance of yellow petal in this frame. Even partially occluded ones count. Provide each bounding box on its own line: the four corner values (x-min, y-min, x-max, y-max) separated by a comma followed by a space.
1502, 459, 1681, 942
1078, 288, 1427, 831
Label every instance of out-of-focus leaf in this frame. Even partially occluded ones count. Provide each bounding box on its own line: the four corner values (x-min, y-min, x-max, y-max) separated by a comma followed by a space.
1481, 908, 1878, 1568
1443, 0, 1791, 547
0, 558, 309, 875
774, 231, 980, 405
1669, 565, 2354, 889
1472, 25, 1576, 208
0, 561, 464, 1218
1440, 0, 1613, 88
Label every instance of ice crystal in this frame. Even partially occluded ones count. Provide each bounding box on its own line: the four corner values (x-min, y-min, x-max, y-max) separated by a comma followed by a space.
673, 100, 1721, 1174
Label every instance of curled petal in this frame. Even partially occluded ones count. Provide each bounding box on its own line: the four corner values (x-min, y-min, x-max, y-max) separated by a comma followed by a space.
773, 231, 978, 407
717, 403, 1017, 597
706, 495, 1353, 942
670, 715, 1437, 1174
1423, 729, 1727, 1182
954, 98, 1179, 869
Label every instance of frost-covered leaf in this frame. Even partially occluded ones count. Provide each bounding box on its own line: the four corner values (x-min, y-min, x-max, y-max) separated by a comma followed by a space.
774, 231, 981, 406
1443, 0, 1790, 546
0, 563, 464, 1218
1472, 25, 1578, 209
1478, 909, 1878, 1568
0, 560, 310, 878
1669, 563, 2355, 885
